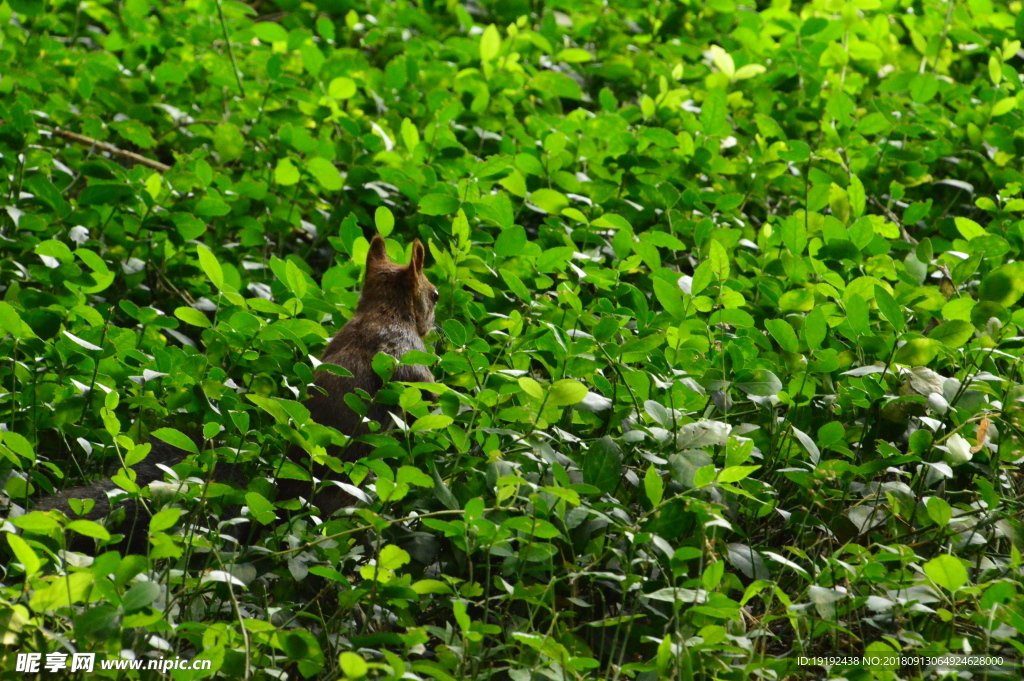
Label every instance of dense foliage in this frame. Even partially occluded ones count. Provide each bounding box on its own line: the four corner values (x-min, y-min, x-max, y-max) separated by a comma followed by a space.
2, 0, 1024, 678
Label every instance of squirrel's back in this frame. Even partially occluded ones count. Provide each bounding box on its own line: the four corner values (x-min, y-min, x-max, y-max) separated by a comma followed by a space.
294, 236, 438, 515
306, 236, 437, 437
31, 235, 439, 549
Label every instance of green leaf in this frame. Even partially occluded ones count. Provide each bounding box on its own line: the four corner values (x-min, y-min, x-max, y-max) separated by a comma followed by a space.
3, 432, 34, 461
926, 497, 952, 527
375, 206, 395, 237
583, 437, 622, 495
306, 157, 342, 191
475, 155, 513, 180
479, 24, 501, 62
149, 508, 182, 533
397, 466, 433, 487
908, 73, 938, 102
992, 97, 1017, 117
504, 516, 561, 538
419, 193, 460, 216
765, 319, 799, 353
285, 259, 307, 298
401, 118, 420, 150
300, 42, 325, 76
894, 338, 941, 366
213, 123, 245, 162
340, 652, 369, 679
873, 285, 904, 333
379, 544, 411, 570
194, 196, 230, 217
845, 293, 870, 337
371, 352, 397, 382
245, 492, 277, 525
549, 379, 588, 406
151, 427, 199, 455
653, 278, 686, 320
63, 330, 102, 352
174, 306, 212, 328
0, 302, 35, 339
78, 183, 134, 206
493, 226, 527, 260
954, 217, 987, 240
530, 71, 581, 99
791, 426, 820, 466
718, 465, 760, 483
818, 422, 845, 449
693, 465, 717, 489
923, 554, 968, 592
110, 119, 156, 148
7, 534, 41, 576
979, 262, 1024, 307
196, 244, 225, 290
928, 320, 974, 348
710, 308, 754, 327
848, 174, 865, 217
36, 239, 74, 264
989, 54, 1003, 85
443, 319, 467, 346
122, 581, 161, 612
644, 465, 663, 506
701, 88, 728, 136
734, 369, 782, 396
803, 306, 826, 350
528, 188, 569, 214
253, 22, 288, 43
275, 158, 300, 186
8, 0, 44, 15
518, 376, 545, 400
707, 240, 729, 281
410, 414, 454, 432
735, 65, 766, 82
328, 77, 357, 99
700, 561, 724, 593
709, 46, 735, 78
499, 269, 530, 301
555, 48, 593, 62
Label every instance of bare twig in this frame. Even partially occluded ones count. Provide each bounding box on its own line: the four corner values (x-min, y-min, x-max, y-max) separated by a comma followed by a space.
216, 0, 246, 98
47, 127, 171, 172
870, 196, 919, 245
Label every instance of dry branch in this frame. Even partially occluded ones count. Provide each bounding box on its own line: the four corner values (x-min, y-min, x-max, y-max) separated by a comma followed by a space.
48, 127, 171, 173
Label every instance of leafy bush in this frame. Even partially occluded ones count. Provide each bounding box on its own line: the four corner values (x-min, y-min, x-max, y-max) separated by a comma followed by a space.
2, 0, 1024, 678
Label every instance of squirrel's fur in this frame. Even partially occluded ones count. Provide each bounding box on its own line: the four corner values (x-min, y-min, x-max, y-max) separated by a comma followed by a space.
33, 235, 437, 552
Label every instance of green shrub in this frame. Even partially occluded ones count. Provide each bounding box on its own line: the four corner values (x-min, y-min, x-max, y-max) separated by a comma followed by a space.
1, 0, 1024, 678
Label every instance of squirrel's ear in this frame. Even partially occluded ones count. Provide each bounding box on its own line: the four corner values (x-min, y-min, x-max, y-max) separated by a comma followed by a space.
410, 240, 426, 275
366, 235, 389, 269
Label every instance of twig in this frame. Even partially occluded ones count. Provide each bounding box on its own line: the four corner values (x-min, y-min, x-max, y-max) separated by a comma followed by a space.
870, 196, 919, 245
216, 0, 247, 98
47, 127, 171, 172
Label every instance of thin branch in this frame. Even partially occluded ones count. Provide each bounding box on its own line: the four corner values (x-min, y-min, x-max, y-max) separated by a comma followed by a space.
47, 127, 171, 172
216, 0, 247, 98
870, 196, 919, 245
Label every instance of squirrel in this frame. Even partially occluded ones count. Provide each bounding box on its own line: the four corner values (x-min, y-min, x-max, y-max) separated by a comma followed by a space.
31, 235, 438, 552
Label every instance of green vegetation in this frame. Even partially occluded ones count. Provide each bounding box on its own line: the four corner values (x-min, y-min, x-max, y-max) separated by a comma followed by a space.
2, 0, 1024, 678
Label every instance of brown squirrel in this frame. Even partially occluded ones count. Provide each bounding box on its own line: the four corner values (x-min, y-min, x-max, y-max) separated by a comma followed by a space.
280, 234, 437, 516
32, 235, 438, 552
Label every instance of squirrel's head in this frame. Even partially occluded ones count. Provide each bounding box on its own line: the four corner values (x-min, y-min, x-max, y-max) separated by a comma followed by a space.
361, 235, 438, 336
